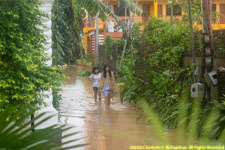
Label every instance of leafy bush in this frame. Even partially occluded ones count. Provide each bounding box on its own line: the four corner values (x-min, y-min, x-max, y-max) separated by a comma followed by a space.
105, 35, 124, 57
53, 88, 62, 111
0, 0, 64, 111
52, 0, 84, 65
119, 17, 192, 128
119, 16, 225, 138
105, 35, 114, 56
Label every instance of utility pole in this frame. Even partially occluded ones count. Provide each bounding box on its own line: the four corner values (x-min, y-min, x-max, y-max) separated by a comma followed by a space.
129, 7, 134, 71
170, 1, 174, 50
119, 0, 139, 71
96, 11, 99, 66
187, 0, 196, 81
103, 1, 108, 33
202, 0, 213, 103
125, 7, 127, 25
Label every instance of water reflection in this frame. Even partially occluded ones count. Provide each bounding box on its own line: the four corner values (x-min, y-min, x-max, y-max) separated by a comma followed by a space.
60, 66, 171, 150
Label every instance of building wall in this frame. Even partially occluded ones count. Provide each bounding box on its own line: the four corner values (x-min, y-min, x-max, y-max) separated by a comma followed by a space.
156, 0, 225, 30
103, 32, 123, 40
157, 0, 183, 20
82, 0, 156, 53
108, 1, 155, 24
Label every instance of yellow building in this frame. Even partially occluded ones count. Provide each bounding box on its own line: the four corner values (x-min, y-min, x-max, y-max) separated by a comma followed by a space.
82, 0, 225, 54
82, 0, 158, 54
156, 0, 225, 30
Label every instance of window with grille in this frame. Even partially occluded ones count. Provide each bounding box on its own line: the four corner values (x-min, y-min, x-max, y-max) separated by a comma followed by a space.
142, 4, 150, 17
166, 5, 182, 16
212, 4, 217, 23
157, 5, 162, 18
212, 4, 216, 12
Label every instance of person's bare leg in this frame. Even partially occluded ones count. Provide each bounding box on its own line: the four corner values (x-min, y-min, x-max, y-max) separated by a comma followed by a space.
105, 95, 108, 106
107, 95, 110, 106
98, 91, 101, 105
94, 90, 97, 103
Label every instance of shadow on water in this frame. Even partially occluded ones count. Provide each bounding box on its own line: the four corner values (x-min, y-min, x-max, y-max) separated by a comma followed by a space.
60, 66, 174, 150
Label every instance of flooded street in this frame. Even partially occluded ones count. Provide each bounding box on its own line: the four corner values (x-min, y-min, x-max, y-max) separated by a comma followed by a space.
59, 66, 165, 150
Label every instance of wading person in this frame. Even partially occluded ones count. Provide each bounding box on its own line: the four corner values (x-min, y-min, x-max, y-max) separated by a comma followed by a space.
100, 64, 115, 106
89, 67, 101, 103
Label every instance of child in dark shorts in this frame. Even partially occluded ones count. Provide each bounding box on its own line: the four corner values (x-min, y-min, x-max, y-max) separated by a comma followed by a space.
89, 67, 101, 102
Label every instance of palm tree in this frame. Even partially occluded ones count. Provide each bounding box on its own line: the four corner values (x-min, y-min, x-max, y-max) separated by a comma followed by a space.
52, 0, 142, 65
0, 105, 88, 150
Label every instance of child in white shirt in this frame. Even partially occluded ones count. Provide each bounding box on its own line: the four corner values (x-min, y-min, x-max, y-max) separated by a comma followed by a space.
89, 67, 101, 102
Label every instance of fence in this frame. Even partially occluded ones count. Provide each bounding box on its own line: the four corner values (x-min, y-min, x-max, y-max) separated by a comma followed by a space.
134, 30, 225, 100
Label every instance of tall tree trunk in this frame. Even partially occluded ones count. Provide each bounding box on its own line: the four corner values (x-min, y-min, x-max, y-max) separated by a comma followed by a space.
170, 2, 173, 50
119, 0, 139, 71
130, 7, 134, 72
202, 0, 213, 103
188, 0, 196, 81
96, 12, 99, 66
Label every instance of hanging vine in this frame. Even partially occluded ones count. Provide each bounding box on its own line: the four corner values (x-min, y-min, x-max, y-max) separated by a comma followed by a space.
52, 0, 84, 65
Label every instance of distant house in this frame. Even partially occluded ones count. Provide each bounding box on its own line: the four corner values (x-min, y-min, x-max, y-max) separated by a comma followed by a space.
156, 0, 225, 30
82, 0, 225, 58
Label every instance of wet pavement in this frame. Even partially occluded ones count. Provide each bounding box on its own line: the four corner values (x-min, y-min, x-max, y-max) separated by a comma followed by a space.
59, 66, 166, 150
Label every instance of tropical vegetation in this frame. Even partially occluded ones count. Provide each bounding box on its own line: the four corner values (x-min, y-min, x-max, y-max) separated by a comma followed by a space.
119, 17, 192, 128
0, 0, 64, 111
116, 1, 225, 141
0, 105, 87, 150
138, 92, 225, 146
52, 0, 142, 65
1, 0, 225, 148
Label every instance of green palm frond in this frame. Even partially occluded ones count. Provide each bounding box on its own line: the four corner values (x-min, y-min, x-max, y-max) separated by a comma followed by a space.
119, 0, 143, 16
52, 0, 81, 65
77, 0, 142, 25
0, 105, 88, 150
138, 93, 225, 146
52, 0, 143, 65
138, 99, 170, 145
77, 0, 120, 22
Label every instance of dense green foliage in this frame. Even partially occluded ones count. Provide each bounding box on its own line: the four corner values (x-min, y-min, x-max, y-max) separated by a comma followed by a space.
105, 36, 114, 56
119, 17, 192, 128
0, 0, 64, 111
0, 1, 87, 148
105, 35, 124, 56
119, 16, 225, 138
53, 88, 62, 111
52, 0, 84, 65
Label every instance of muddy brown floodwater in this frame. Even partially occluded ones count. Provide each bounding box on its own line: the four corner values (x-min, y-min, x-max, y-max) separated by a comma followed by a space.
59, 66, 173, 150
